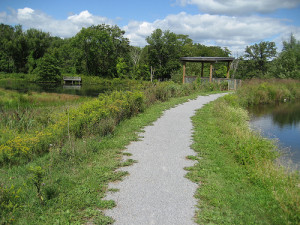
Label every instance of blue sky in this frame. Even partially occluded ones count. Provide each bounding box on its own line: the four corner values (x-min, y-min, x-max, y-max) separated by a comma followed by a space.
1, 0, 300, 54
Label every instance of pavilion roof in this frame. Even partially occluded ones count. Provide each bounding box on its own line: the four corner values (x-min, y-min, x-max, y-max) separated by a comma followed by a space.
180, 57, 235, 63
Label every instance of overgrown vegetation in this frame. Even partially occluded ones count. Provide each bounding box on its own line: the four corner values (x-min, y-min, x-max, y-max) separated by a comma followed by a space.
0, 80, 224, 223
236, 79, 300, 106
188, 80, 300, 224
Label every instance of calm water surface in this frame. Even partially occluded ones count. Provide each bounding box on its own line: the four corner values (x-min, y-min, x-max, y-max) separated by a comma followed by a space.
0, 79, 131, 97
248, 102, 300, 168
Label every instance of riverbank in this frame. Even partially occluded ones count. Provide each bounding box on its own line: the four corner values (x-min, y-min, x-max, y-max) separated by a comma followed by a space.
189, 82, 300, 224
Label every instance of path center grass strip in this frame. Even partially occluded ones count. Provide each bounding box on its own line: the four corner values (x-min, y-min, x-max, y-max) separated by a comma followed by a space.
188, 96, 300, 224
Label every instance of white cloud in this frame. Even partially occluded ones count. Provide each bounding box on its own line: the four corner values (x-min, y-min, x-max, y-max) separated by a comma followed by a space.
123, 21, 156, 46
177, 0, 300, 15
0, 7, 113, 37
0, 7, 300, 55
123, 12, 300, 54
17, 7, 34, 20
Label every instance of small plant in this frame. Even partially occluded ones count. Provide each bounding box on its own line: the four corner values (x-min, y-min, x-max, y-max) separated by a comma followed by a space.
28, 166, 45, 204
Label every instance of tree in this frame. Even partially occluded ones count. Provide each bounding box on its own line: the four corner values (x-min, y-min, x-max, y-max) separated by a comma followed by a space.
0, 24, 14, 72
35, 49, 61, 82
72, 24, 130, 77
146, 29, 183, 80
8, 25, 29, 73
275, 34, 300, 79
25, 28, 51, 73
244, 41, 277, 76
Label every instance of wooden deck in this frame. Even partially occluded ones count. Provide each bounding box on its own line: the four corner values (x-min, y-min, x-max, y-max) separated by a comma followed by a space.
63, 77, 82, 85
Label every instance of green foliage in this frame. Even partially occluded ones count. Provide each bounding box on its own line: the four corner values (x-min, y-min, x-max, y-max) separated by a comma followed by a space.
0, 81, 225, 166
1, 23, 300, 81
236, 35, 300, 79
275, 34, 300, 79
189, 96, 300, 224
0, 184, 22, 223
146, 29, 185, 80
28, 166, 45, 204
236, 79, 300, 106
116, 57, 129, 78
72, 24, 130, 77
35, 49, 61, 82
244, 41, 277, 76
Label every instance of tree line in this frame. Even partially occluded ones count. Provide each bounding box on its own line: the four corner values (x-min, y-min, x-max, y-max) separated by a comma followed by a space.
236, 35, 300, 79
0, 23, 299, 82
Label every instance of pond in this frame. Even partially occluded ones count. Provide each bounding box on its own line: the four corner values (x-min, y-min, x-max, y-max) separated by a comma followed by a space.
0, 79, 132, 97
248, 102, 300, 169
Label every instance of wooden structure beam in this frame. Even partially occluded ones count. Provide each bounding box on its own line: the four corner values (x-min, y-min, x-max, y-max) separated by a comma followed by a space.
182, 62, 186, 84
180, 57, 235, 83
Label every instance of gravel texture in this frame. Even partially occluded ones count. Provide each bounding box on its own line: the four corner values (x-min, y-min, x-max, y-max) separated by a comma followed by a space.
104, 94, 225, 225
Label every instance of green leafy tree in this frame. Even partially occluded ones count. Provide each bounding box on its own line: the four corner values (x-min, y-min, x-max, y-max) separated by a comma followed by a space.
275, 34, 300, 79
244, 41, 277, 76
72, 24, 130, 77
0, 24, 15, 72
25, 28, 51, 73
8, 25, 29, 73
35, 49, 61, 82
146, 29, 184, 80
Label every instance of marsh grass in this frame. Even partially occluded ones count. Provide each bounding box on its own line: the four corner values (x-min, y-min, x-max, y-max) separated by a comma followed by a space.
189, 95, 300, 224
0, 89, 87, 149
237, 79, 300, 106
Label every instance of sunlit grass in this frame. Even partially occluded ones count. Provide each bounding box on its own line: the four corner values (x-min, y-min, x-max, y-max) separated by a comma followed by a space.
188, 95, 300, 224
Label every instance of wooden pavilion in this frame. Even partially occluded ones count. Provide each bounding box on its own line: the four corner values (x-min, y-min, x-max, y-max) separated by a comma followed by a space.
180, 57, 235, 83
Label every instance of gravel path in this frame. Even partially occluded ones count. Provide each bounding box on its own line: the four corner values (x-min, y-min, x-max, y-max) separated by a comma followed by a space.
104, 94, 225, 225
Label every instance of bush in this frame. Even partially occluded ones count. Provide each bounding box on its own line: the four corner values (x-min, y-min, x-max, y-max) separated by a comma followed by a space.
0, 184, 22, 223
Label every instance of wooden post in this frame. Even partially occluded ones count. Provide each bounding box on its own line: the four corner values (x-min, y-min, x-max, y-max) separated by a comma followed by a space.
226, 61, 231, 79
182, 62, 186, 84
209, 63, 213, 83
201, 62, 204, 77
150, 66, 153, 82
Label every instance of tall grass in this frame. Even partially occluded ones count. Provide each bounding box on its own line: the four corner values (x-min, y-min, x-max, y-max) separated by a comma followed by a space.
0, 81, 223, 166
237, 79, 300, 106
189, 94, 300, 224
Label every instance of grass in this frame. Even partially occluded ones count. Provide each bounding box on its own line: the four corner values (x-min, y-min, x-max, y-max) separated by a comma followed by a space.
0, 91, 211, 224
188, 95, 300, 224
236, 79, 300, 106
0, 89, 89, 147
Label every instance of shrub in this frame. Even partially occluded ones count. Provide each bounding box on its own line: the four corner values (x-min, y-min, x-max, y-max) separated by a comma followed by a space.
0, 184, 22, 223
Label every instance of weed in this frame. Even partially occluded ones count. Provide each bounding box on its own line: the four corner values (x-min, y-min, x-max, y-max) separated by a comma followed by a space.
28, 166, 45, 205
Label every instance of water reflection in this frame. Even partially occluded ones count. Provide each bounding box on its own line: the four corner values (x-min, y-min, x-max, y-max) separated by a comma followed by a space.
0, 79, 116, 97
248, 102, 300, 168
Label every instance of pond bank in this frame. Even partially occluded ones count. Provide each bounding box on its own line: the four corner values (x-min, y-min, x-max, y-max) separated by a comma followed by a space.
188, 92, 300, 224
248, 101, 300, 168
